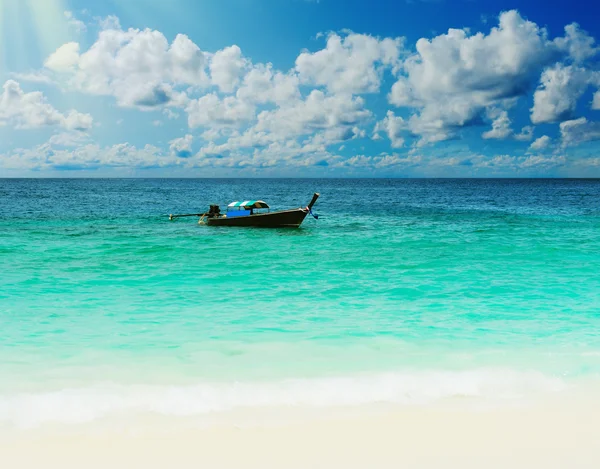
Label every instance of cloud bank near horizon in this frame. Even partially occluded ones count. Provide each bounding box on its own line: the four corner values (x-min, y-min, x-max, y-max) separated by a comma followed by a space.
2, 9, 600, 177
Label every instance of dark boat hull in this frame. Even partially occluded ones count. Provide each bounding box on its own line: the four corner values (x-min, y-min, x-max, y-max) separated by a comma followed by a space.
206, 208, 309, 228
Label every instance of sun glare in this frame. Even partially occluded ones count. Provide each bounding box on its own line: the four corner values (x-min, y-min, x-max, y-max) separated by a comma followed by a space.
1, 0, 70, 74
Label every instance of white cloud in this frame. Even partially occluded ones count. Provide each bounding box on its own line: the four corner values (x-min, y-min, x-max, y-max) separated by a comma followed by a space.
514, 125, 534, 141
45, 28, 208, 108
481, 111, 535, 141
118, 83, 185, 109
554, 23, 598, 63
374, 111, 405, 147
195, 111, 367, 167
44, 24, 296, 113
470, 153, 566, 173
0, 141, 177, 171
99, 15, 121, 31
64, 11, 86, 33
15, 11, 599, 176
334, 153, 421, 169
296, 32, 403, 94
0, 80, 92, 130
169, 134, 193, 158
63, 110, 94, 131
186, 93, 255, 128
482, 110, 512, 139
236, 64, 300, 105
201, 127, 225, 142
387, 10, 593, 145
560, 117, 600, 147
519, 154, 565, 169
11, 71, 54, 85
163, 109, 180, 120
194, 117, 371, 170
72, 143, 167, 168
253, 90, 371, 140
529, 135, 551, 151
188, 101, 371, 170
48, 131, 92, 147
592, 91, 600, 110
194, 136, 341, 170
209, 45, 248, 93
45, 42, 80, 72
531, 64, 593, 124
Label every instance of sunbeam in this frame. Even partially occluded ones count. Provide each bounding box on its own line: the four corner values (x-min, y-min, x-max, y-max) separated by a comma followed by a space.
27, 0, 70, 55
0, 0, 69, 75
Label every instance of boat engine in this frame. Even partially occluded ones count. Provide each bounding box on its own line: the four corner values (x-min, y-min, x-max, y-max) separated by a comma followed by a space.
208, 204, 221, 217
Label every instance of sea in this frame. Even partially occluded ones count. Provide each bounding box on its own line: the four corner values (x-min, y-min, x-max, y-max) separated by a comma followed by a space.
1, 178, 599, 429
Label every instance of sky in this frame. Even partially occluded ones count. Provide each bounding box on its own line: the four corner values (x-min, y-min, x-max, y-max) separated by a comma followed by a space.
1, 0, 599, 177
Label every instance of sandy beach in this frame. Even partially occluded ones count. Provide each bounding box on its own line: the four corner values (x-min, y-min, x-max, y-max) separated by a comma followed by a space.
3, 0, 600, 466
2, 395, 599, 469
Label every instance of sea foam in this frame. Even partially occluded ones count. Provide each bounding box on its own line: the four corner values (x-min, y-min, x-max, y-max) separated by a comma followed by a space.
0, 369, 566, 428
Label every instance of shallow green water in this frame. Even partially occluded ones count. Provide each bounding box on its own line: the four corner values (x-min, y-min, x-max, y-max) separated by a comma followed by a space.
1, 179, 599, 425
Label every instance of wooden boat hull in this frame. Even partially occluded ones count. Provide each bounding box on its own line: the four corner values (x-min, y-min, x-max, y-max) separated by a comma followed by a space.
206, 208, 309, 228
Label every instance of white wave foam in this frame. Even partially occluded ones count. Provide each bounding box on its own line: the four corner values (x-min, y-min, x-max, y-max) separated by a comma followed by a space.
0, 369, 566, 428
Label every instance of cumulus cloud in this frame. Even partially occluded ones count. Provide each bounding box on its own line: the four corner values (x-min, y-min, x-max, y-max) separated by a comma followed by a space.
64, 11, 86, 33
186, 93, 255, 128
169, 134, 193, 158
121, 83, 186, 110
253, 90, 371, 140
209, 45, 248, 93
11, 11, 597, 176
519, 155, 566, 169
470, 154, 566, 173
531, 65, 594, 123
236, 64, 300, 105
45, 42, 80, 72
554, 23, 598, 63
529, 135, 551, 151
388, 10, 598, 145
191, 89, 371, 168
514, 125, 534, 141
163, 109, 180, 120
44, 22, 298, 113
0, 80, 92, 130
592, 91, 600, 110
296, 32, 403, 94
45, 28, 208, 107
0, 142, 173, 171
63, 110, 94, 131
99, 15, 121, 31
374, 111, 406, 147
194, 134, 345, 170
334, 153, 421, 169
49, 131, 93, 147
189, 57, 362, 147
482, 110, 512, 140
560, 117, 600, 147
481, 111, 534, 141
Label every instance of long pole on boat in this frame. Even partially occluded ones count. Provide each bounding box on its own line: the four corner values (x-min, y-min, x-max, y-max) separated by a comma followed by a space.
169, 212, 207, 220
307, 193, 320, 209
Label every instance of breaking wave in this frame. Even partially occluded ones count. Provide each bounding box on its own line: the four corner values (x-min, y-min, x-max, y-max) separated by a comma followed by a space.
0, 369, 567, 428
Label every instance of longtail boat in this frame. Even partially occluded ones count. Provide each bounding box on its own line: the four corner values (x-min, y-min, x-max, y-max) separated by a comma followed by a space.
169, 193, 319, 228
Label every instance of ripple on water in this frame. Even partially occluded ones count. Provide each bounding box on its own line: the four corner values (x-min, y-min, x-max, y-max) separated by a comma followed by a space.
1, 178, 600, 389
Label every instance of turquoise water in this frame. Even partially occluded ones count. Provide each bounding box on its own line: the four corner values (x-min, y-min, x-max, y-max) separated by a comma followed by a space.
1, 179, 600, 426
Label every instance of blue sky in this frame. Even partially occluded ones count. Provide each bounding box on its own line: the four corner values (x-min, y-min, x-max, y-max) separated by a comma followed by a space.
1, 0, 599, 177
